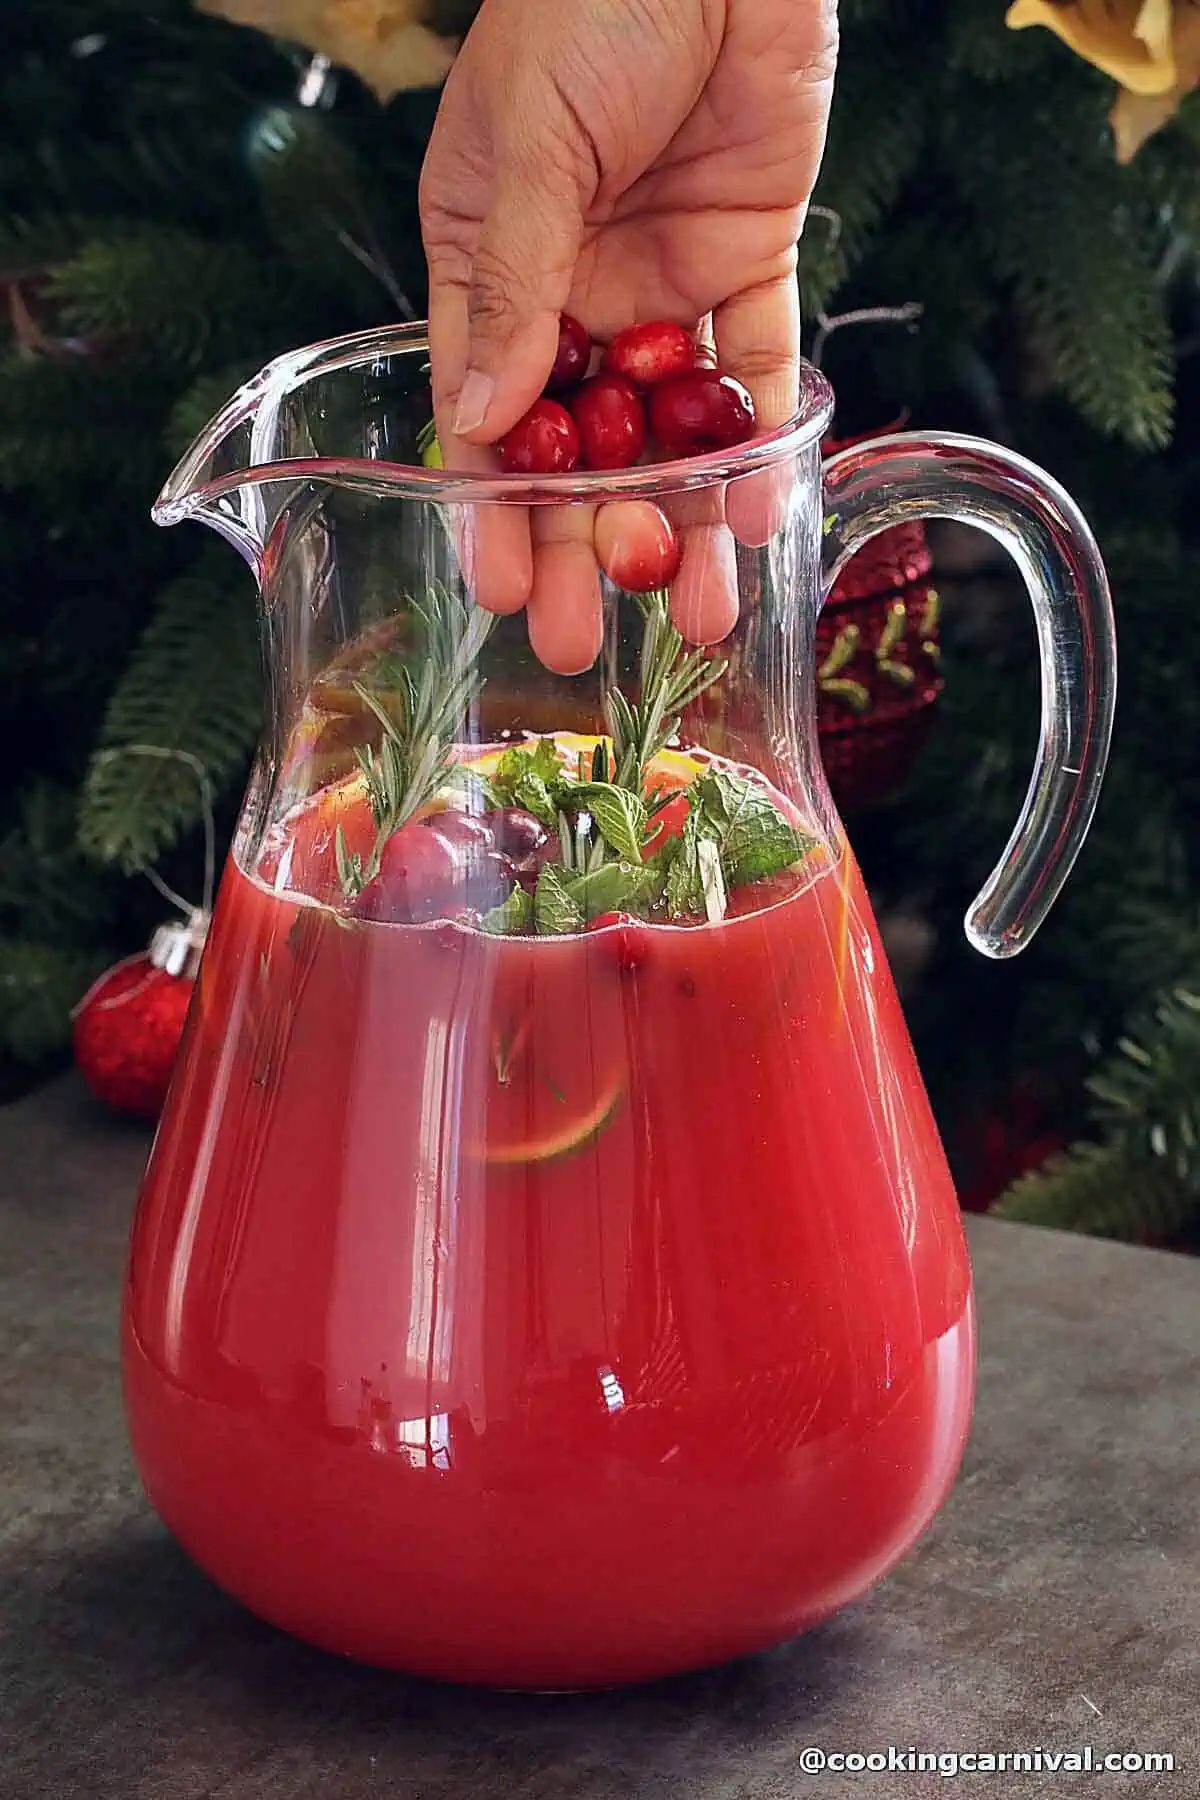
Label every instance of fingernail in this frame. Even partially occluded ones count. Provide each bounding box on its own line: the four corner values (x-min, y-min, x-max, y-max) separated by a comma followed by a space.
453, 369, 494, 437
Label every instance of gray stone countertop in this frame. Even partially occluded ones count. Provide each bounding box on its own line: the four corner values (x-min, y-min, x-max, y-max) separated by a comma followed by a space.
1, 1077, 1196, 1799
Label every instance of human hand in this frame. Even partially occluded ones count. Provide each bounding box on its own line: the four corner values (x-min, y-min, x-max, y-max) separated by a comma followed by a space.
420, 0, 838, 673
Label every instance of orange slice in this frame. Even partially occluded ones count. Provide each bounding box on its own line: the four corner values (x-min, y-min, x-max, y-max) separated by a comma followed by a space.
459, 733, 703, 792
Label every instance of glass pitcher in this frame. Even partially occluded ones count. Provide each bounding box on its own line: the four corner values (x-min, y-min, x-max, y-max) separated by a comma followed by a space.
123, 323, 1115, 1691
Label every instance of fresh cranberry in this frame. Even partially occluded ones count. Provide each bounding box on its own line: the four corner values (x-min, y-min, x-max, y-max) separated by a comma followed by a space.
513, 837, 560, 893
643, 788, 691, 853
355, 821, 461, 923
427, 809, 496, 852
603, 321, 695, 389
594, 501, 680, 594
427, 811, 518, 908
649, 371, 756, 456
569, 374, 647, 471
545, 314, 592, 392
586, 911, 648, 972
356, 816, 515, 922
488, 807, 550, 862
499, 399, 580, 475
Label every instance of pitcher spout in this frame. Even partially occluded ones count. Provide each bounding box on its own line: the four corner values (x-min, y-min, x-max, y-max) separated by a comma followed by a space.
150, 324, 440, 567
152, 364, 275, 564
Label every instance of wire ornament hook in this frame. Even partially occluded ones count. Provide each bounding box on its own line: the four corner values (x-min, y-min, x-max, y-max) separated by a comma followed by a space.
70, 747, 217, 1016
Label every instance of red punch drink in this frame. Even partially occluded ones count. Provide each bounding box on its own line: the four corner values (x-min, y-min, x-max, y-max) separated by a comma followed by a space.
125, 731, 973, 1689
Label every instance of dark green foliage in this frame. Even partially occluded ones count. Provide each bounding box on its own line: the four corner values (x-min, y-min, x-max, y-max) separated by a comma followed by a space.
0, 940, 107, 1069
0, 0, 433, 1095
78, 567, 263, 871
2, 0, 1200, 1252
996, 991, 1200, 1242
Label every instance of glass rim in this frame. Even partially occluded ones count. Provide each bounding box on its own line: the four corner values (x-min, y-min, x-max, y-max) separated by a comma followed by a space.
153, 321, 836, 523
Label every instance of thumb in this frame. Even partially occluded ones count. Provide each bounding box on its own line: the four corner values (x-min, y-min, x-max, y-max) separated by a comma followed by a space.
451, 158, 585, 443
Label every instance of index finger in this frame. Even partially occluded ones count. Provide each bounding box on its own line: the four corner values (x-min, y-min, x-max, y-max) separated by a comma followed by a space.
715, 271, 802, 549
427, 275, 534, 617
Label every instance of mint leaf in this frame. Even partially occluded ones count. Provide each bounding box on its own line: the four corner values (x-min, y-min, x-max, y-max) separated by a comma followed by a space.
534, 858, 663, 933
569, 782, 648, 865
662, 771, 814, 918
664, 810, 707, 919
479, 885, 534, 936
457, 767, 503, 810
488, 738, 569, 829
569, 859, 661, 921
510, 772, 560, 829
534, 865, 585, 935
691, 770, 815, 890
494, 737, 563, 791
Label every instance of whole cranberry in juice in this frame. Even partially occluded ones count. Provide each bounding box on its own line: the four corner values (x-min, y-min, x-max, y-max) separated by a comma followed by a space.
643, 788, 691, 853
488, 807, 550, 863
478, 810, 554, 892
603, 321, 694, 389
427, 811, 516, 912
569, 374, 647, 470
595, 501, 680, 594
486, 808, 555, 892
429, 809, 494, 852
355, 813, 514, 922
499, 399, 580, 475
650, 371, 756, 456
354, 820, 460, 923
545, 314, 592, 392
585, 910, 648, 972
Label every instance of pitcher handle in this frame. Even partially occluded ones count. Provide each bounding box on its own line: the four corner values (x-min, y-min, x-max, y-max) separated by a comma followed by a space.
821, 433, 1116, 961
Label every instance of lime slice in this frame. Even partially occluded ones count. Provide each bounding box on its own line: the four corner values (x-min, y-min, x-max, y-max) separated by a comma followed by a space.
468, 1074, 624, 1166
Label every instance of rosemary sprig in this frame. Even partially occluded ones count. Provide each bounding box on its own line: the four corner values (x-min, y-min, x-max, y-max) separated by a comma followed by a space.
606, 590, 727, 796
337, 583, 496, 895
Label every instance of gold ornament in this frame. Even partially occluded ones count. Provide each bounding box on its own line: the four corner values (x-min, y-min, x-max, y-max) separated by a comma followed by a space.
196, 0, 460, 100
1006, 0, 1200, 159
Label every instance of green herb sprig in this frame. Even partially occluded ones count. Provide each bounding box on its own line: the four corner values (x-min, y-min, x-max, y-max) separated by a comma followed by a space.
606, 591, 727, 796
336, 583, 496, 896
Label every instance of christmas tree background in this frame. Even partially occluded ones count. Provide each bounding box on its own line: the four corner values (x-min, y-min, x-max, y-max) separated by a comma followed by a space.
2, 0, 1199, 1245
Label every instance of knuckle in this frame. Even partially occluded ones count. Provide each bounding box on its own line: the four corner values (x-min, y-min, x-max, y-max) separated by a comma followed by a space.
728, 334, 796, 382
467, 243, 527, 330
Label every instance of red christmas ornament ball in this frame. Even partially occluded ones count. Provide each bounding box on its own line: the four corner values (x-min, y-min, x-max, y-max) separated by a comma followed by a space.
73, 957, 193, 1120
73, 916, 206, 1119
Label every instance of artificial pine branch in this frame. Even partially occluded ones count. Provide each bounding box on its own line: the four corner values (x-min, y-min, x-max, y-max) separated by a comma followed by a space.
79, 569, 261, 871
0, 940, 106, 1065
0, 214, 96, 278
996, 1142, 1192, 1242
0, 357, 165, 495
952, 73, 1175, 447
49, 225, 281, 369
166, 364, 262, 458
799, 23, 929, 314
0, 784, 121, 951
996, 988, 1200, 1242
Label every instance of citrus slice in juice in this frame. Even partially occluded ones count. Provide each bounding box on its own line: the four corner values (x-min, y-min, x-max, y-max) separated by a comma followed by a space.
462, 942, 628, 1165
265, 775, 376, 902
460, 734, 702, 793
467, 1066, 625, 1166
